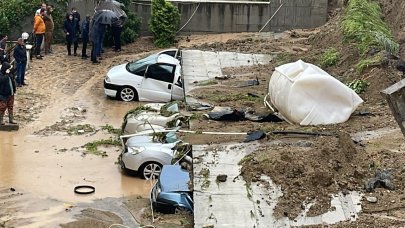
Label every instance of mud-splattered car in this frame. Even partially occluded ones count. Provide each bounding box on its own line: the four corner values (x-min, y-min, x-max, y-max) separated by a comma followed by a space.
119, 134, 192, 180
151, 165, 193, 214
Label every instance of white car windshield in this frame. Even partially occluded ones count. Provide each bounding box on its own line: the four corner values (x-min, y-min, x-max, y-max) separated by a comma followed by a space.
126, 54, 158, 74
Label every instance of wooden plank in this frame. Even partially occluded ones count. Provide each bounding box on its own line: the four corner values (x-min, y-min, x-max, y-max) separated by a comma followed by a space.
0, 124, 19, 131
381, 78, 405, 138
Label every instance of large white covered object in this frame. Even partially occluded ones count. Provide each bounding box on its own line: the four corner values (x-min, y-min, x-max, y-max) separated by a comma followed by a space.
268, 60, 363, 125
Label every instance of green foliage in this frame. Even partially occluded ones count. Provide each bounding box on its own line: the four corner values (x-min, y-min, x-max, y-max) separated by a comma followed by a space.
355, 54, 383, 73
0, 0, 42, 35
101, 124, 121, 135
50, 0, 70, 41
320, 48, 340, 67
84, 138, 121, 157
347, 79, 370, 94
67, 124, 95, 135
0, 0, 69, 41
149, 0, 180, 48
121, 11, 141, 44
341, 0, 399, 56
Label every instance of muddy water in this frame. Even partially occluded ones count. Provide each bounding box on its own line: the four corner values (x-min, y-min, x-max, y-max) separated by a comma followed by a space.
0, 94, 151, 204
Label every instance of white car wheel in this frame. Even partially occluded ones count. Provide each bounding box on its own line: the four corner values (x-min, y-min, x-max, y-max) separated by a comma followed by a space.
141, 162, 162, 180
119, 87, 137, 102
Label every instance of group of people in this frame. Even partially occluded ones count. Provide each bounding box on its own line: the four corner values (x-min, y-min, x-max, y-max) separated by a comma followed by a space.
33, 2, 54, 59
0, 1, 127, 126
63, 10, 125, 64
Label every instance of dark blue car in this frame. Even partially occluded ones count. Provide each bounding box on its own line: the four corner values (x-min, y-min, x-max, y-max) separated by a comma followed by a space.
151, 165, 193, 214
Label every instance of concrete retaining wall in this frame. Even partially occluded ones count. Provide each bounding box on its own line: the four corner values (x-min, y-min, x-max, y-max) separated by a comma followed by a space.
69, 0, 328, 34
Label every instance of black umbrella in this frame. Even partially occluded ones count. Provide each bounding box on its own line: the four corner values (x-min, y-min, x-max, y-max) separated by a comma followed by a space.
93, 9, 119, 25
96, 0, 127, 19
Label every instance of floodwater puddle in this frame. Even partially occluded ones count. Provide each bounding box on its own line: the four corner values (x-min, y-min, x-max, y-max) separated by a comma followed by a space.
0, 91, 152, 226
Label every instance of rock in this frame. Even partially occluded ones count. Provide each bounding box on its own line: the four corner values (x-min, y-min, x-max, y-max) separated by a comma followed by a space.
295, 140, 314, 147
10, 187, 15, 192
366, 196, 378, 203
216, 174, 228, 182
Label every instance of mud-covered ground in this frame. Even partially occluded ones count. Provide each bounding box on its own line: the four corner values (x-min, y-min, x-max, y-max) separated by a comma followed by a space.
2, 1, 405, 227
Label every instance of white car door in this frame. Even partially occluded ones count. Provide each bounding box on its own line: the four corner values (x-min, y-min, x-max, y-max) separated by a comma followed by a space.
139, 63, 175, 102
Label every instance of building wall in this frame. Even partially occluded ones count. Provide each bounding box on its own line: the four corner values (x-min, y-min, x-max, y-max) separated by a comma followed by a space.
68, 0, 328, 35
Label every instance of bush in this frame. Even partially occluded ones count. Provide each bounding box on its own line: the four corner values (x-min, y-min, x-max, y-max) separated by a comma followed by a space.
320, 48, 340, 67
121, 11, 141, 44
149, 0, 180, 48
355, 53, 384, 73
347, 79, 370, 94
0, 0, 42, 35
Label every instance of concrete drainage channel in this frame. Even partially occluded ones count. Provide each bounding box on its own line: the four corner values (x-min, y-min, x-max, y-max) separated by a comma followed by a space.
192, 142, 362, 227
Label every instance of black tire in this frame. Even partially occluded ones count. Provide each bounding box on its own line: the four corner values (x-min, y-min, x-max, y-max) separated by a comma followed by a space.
175, 206, 191, 214
118, 86, 138, 102
139, 162, 162, 180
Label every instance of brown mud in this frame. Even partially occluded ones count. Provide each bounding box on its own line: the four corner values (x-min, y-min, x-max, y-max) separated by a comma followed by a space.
2, 1, 405, 226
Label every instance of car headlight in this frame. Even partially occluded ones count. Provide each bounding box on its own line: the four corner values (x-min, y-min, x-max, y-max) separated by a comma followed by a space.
105, 76, 111, 83
127, 146, 145, 155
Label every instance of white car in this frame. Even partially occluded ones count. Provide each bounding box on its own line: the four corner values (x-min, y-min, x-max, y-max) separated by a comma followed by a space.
119, 135, 191, 179
104, 49, 185, 102
120, 136, 178, 179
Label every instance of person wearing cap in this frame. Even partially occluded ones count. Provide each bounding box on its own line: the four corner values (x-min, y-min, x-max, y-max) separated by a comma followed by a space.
0, 62, 17, 125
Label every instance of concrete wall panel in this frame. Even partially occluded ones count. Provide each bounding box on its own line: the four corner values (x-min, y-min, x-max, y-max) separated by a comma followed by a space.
68, 0, 327, 35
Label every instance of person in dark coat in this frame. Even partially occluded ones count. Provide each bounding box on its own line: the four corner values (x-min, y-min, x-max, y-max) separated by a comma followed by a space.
81, 15, 90, 59
90, 19, 105, 64
111, 16, 125, 52
71, 7, 81, 35
13, 38, 27, 87
64, 13, 78, 56
0, 62, 17, 125
0, 35, 9, 63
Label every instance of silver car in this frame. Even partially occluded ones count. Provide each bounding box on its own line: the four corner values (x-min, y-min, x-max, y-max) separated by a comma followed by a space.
119, 135, 192, 179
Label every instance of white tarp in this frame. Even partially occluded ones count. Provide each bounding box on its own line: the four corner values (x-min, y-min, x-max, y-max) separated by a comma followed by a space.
268, 60, 363, 125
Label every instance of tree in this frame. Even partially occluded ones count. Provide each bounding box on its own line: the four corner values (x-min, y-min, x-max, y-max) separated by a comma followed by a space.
149, 0, 180, 48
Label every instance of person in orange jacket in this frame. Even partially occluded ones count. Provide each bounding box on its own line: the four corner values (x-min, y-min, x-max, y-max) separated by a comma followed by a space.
33, 8, 46, 59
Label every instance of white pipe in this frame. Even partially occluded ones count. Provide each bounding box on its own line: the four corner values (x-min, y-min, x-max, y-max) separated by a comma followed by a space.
177, 2, 201, 34
259, 3, 284, 33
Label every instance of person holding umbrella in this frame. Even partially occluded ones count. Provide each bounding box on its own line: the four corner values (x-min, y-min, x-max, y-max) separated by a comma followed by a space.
90, 9, 118, 63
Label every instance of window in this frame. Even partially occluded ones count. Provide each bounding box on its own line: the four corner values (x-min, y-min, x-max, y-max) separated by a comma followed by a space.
126, 54, 158, 75
160, 50, 176, 58
146, 64, 175, 83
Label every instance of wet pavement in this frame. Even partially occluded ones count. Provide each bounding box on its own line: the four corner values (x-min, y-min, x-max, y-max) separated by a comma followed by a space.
0, 53, 153, 226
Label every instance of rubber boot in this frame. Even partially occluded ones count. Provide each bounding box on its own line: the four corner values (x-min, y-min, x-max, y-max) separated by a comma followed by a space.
9, 114, 17, 124
0, 115, 4, 125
